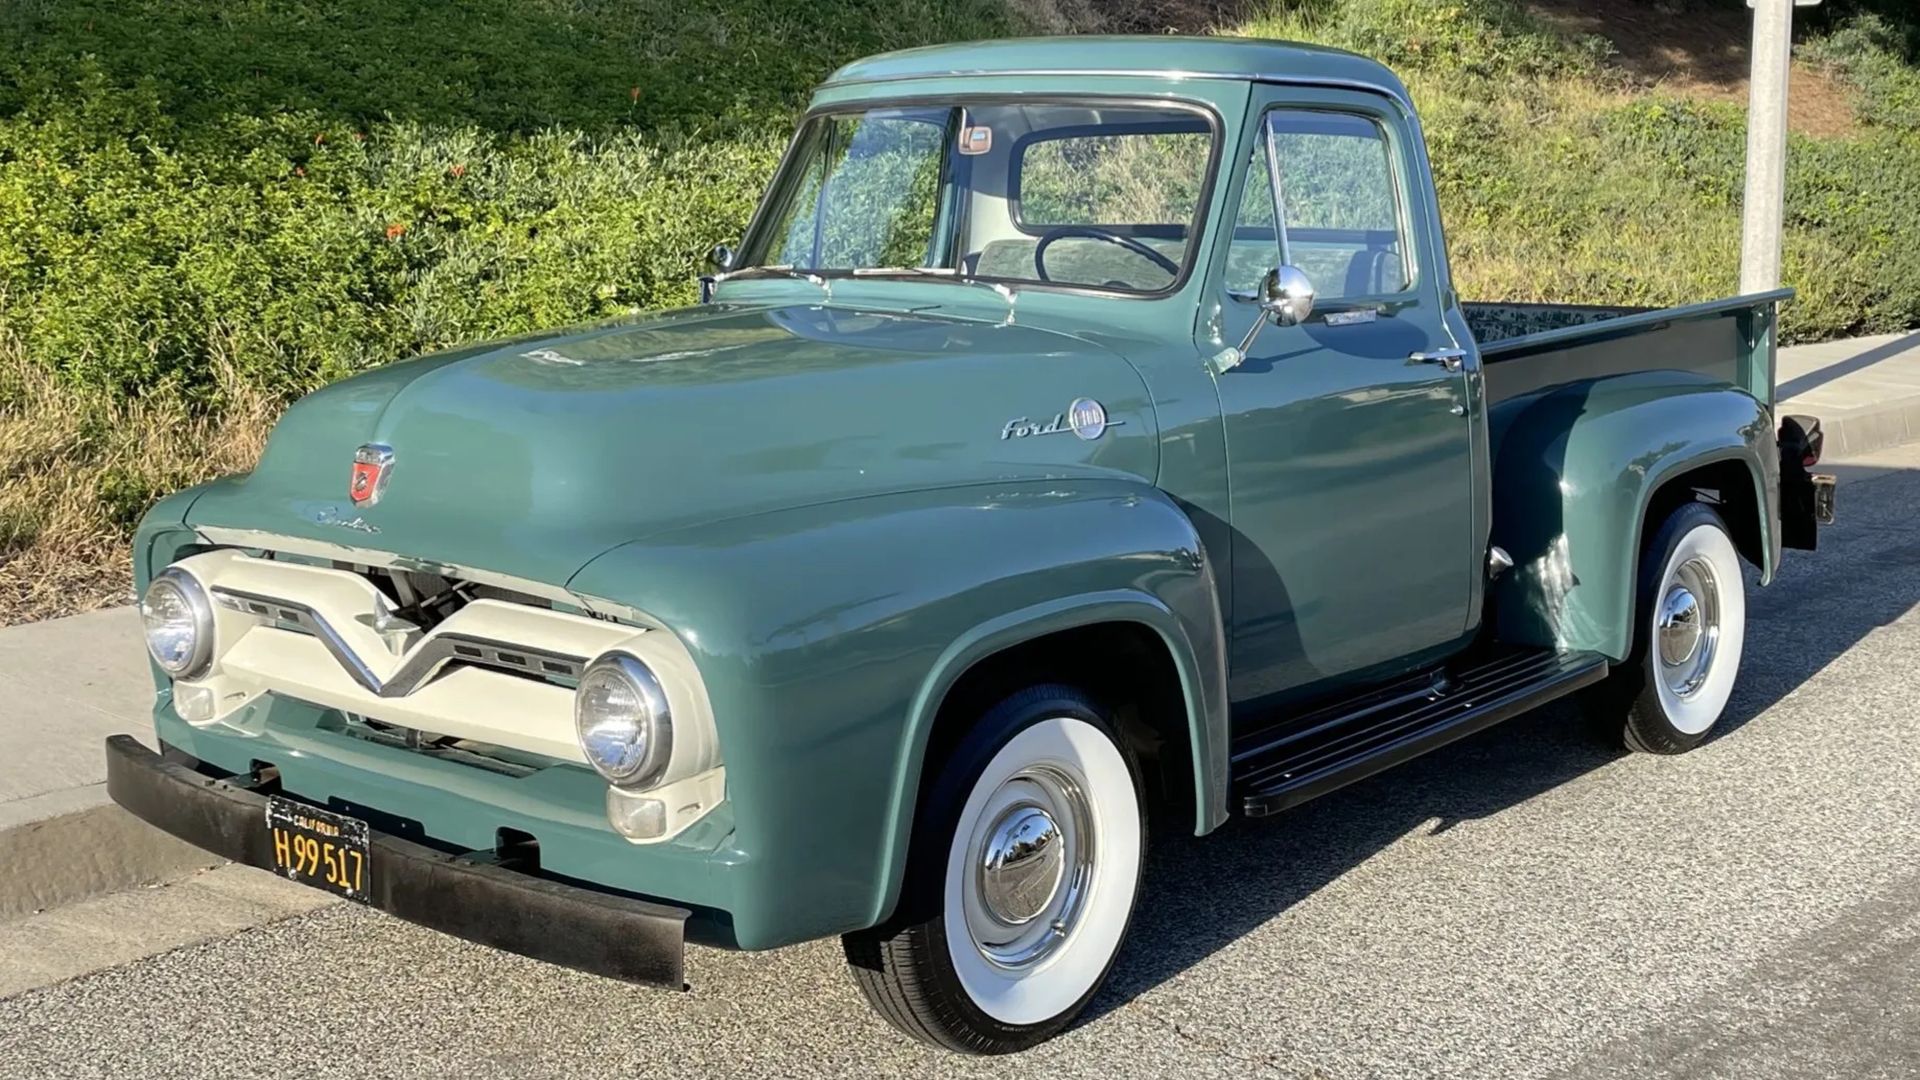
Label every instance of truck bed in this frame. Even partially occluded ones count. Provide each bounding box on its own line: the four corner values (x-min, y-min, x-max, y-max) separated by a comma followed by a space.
1466, 290, 1794, 410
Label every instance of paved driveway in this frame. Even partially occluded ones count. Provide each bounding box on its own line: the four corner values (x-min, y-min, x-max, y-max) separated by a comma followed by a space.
4, 448, 1920, 1079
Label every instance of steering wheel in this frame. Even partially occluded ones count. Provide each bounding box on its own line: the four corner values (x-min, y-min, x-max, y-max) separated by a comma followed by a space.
1032, 225, 1180, 284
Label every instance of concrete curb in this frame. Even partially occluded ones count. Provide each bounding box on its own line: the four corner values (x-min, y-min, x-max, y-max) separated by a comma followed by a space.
1805, 397, 1920, 460
0, 863, 336, 998
0, 607, 222, 919
0, 782, 220, 920
1776, 331, 1920, 460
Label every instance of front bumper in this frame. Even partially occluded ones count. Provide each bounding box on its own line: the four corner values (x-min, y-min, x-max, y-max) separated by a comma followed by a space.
105, 734, 691, 988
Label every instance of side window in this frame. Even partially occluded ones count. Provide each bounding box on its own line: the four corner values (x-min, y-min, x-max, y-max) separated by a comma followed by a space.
1225, 110, 1409, 301
1224, 139, 1279, 296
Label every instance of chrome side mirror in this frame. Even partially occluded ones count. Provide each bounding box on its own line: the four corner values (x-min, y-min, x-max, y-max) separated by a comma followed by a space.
700, 244, 737, 303
1263, 265, 1315, 326
1236, 265, 1317, 358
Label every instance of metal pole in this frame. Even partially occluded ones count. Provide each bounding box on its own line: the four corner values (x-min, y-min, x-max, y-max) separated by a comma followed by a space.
1739, 0, 1795, 294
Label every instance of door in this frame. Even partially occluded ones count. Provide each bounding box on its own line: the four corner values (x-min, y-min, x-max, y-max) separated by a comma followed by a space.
1210, 97, 1478, 706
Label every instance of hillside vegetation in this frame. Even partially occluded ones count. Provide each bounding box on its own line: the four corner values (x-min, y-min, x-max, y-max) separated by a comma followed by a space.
2, 0, 1918, 621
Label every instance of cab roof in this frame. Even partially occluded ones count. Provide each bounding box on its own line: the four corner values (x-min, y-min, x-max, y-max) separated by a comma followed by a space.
822, 35, 1409, 101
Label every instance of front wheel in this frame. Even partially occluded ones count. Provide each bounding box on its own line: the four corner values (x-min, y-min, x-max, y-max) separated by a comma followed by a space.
842, 685, 1144, 1053
1590, 501, 1748, 753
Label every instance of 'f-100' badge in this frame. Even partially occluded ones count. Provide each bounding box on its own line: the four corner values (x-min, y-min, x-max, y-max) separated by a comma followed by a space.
349, 443, 394, 507
1001, 398, 1123, 442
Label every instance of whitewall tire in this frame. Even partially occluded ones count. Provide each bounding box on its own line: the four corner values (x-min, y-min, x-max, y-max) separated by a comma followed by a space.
1591, 502, 1748, 754
843, 685, 1144, 1053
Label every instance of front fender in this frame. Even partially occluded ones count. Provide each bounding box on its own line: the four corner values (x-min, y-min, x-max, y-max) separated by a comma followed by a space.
567, 479, 1227, 948
133, 482, 221, 590
1489, 371, 1775, 660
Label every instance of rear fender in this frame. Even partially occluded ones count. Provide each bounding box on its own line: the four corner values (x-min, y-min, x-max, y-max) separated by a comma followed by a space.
1488, 372, 1776, 660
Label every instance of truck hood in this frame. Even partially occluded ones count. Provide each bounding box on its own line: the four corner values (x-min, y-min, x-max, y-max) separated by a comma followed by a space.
185, 302, 1157, 587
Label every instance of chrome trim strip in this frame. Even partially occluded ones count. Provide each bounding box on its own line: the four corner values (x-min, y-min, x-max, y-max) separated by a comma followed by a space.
386, 634, 587, 696
211, 587, 587, 698
213, 587, 383, 694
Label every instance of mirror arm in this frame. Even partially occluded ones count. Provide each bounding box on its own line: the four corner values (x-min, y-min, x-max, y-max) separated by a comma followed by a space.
1237, 311, 1270, 358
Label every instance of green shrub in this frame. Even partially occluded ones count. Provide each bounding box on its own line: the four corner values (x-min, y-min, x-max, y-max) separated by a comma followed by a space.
1242, 0, 1920, 342
9, 0, 1920, 625
0, 0, 1018, 401
5, 0, 1919, 402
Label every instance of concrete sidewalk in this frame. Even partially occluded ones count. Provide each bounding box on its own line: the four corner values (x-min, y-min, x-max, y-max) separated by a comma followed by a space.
0, 609, 215, 917
1778, 330, 1920, 456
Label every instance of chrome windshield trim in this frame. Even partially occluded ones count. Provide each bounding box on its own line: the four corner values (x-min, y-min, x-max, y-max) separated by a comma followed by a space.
735, 93, 1225, 301
210, 587, 587, 698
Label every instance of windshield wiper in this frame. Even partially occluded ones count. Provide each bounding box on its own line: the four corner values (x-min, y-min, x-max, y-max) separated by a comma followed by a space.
722, 265, 1017, 320
850, 267, 1018, 316
718, 264, 831, 300
725, 264, 827, 287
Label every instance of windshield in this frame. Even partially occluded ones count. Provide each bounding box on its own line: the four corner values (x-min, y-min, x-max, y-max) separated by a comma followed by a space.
737, 102, 1217, 295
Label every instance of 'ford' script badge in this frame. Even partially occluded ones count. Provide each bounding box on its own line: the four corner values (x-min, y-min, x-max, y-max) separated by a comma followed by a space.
314, 506, 382, 535
349, 443, 394, 507
1002, 398, 1123, 442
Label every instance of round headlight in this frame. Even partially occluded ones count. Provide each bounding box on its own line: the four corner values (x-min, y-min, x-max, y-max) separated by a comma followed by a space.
574, 653, 673, 788
142, 568, 214, 679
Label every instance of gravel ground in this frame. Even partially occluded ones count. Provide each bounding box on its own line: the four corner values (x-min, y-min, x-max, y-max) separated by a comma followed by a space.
5, 448, 1920, 1080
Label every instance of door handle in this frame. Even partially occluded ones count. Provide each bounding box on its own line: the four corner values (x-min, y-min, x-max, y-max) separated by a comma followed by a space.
1409, 347, 1468, 372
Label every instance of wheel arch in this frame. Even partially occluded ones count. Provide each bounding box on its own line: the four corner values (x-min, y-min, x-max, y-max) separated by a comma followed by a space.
1635, 454, 1771, 587
871, 594, 1227, 928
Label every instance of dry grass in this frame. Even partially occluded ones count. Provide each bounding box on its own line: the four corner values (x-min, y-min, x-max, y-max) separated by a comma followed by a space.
0, 343, 279, 625
1526, 0, 1861, 138
1011, 0, 1256, 34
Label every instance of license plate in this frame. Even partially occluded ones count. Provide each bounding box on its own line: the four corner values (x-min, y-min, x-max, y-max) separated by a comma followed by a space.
267, 797, 371, 903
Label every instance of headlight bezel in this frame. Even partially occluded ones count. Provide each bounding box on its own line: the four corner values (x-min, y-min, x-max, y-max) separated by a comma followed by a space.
141, 567, 215, 680
573, 651, 674, 789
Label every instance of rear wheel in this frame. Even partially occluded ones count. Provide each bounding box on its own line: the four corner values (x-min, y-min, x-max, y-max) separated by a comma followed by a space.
1590, 502, 1747, 753
842, 685, 1144, 1053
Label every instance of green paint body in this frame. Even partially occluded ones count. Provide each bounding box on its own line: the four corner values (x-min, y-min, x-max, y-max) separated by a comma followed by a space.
131, 39, 1790, 951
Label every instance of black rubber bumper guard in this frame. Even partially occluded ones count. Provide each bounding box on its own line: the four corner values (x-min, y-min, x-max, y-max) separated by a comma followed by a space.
104, 734, 690, 989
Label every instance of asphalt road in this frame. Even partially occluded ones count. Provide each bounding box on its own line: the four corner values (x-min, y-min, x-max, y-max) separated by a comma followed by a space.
6, 447, 1920, 1079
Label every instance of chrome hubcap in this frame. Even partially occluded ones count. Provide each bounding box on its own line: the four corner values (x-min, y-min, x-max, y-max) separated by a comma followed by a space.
1657, 557, 1720, 698
1658, 588, 1701, 667
979, 805, 1064, 925
964, 764, 1095, 970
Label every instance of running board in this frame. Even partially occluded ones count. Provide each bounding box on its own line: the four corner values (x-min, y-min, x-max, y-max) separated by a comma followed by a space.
1232, 648, 1610, 818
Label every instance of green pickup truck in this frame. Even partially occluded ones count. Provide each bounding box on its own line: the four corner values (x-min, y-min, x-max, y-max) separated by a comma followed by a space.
109, 36, 1836, 1053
